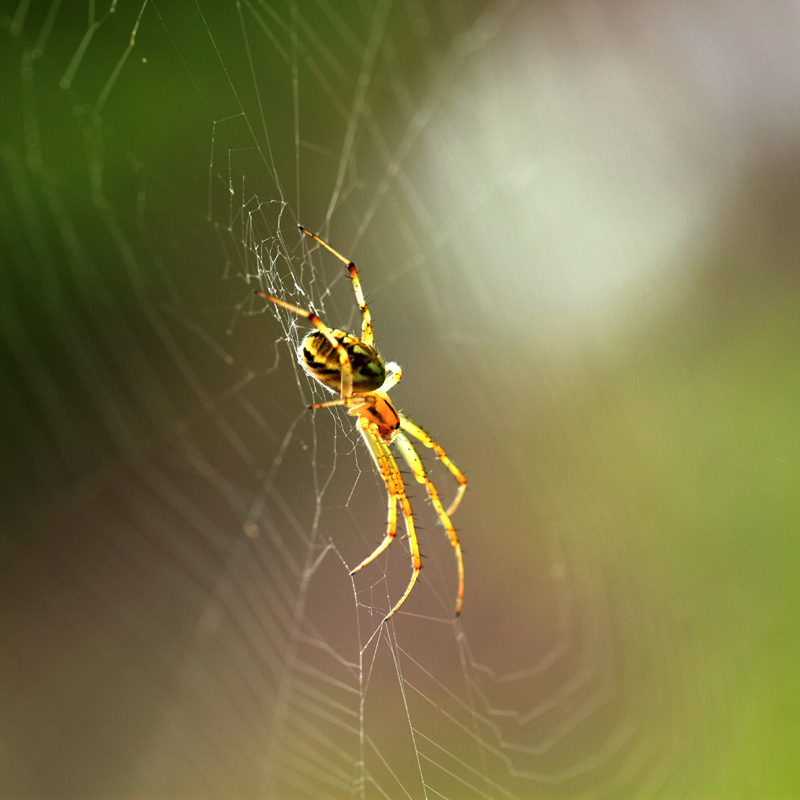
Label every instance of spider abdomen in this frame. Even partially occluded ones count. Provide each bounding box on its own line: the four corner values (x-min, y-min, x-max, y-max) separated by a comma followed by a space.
300, 330, 386, 393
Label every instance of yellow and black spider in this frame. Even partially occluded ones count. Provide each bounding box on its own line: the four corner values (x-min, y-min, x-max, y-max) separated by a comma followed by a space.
255, 225, 466, 622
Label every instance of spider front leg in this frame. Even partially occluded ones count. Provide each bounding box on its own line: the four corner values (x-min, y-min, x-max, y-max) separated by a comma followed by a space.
353, 417, 422, 622
400, 415, 467, 516
394, 431, 465, 617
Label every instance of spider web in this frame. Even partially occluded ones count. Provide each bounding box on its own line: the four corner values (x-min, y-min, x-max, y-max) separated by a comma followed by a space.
2, 1, 799, 798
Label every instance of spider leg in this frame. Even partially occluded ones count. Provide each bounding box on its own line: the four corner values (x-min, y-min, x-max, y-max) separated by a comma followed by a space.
307, 398, 349, 410
308, 396, 374, 414
381, 362, 402, 393
298, 225, 374, 346
253, 290, 354, 398
352, 417, 421, 622
394, 431, 465, 617
399, 414, 467, 516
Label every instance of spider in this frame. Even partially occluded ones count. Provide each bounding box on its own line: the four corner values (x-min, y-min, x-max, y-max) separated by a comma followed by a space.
255, 225, 466, 622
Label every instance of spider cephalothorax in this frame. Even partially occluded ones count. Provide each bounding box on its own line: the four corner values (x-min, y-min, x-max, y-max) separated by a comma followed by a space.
255, 225, 466, 622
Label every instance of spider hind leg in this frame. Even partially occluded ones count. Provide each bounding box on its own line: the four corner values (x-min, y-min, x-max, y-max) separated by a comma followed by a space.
253, 290, 355, 398
298, 225, 374, 346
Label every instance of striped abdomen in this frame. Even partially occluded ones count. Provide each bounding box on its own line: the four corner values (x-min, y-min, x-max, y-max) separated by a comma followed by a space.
300, 330, 386, 394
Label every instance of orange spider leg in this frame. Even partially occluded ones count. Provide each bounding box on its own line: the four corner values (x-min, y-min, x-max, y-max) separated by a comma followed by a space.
308, 395, 384, 414
399, 415, 467, 516
352, 417, 421, 622
394, 432, 465, 618
298, 225, 374, 346
253, 290, 354, 398
307, 398, 349, 411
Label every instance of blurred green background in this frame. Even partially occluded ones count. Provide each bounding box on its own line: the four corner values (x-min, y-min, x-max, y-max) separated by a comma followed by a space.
1, 1, 798, 798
